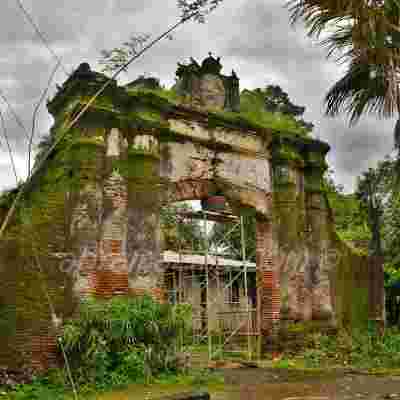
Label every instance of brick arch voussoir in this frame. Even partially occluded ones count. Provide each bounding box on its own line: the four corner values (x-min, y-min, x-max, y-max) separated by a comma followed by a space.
163, 179, 218, 204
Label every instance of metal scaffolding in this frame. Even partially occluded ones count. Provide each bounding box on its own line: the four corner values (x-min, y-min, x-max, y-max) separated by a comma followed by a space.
163, 203, 260, 362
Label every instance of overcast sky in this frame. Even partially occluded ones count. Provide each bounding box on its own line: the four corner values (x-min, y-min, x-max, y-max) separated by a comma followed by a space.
0, 0, 396, 193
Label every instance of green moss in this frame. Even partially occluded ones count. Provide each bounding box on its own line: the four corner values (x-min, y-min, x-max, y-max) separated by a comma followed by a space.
126, 87, 180, 104
113, 152, 159, 181
275, 146, 304, 164
304, 169, 324, 192
334, 244, 370, 331
135, 110, 163, 123
124, 90, 176, 115
238, 89, 311, 136
70, 136, 105, 147
121, 86, 312, 138
49, 79, 331, 156
157, 127, 187, 144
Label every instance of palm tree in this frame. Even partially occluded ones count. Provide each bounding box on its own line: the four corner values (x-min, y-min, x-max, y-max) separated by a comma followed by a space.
286, 0, 400, 149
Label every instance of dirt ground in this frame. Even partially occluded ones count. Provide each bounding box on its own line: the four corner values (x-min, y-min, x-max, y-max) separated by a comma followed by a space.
98, 367, 400, 400
222, 368, 400, 400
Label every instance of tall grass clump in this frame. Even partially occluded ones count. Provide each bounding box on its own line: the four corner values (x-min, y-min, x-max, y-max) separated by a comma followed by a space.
61, 295, 192, 388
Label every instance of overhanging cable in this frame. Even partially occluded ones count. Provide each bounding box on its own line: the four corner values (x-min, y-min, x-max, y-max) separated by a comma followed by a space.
33, 251, 80, 400
0, 89, 30, 142
14, 0, 71, 77
0, 109, 20, 183
28, 61, 61, 177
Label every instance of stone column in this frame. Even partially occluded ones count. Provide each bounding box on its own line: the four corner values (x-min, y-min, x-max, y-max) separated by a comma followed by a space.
69, 129, 105, 298
272, 162, 308, 322
126, 133, 164, 301
96, 128, 129, 298
256, 217, 280, 354
304, 143, 333, 324
306, 191, 332, 322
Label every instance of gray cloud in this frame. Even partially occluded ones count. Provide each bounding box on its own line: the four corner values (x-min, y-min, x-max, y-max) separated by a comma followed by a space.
0, 0, 395, 192
1, 1, 111, 45
218, 0, 395, 192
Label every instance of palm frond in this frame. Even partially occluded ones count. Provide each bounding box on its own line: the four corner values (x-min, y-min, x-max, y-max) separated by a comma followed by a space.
319, 23, 354, 63
395, 117, 400, 149
286, 0, 400, 58
324, 61, 400, 124
286, 0, 361, 36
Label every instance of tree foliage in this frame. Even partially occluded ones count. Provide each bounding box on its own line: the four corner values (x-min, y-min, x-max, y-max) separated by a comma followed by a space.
177, 0, 224, 23
286, 0, 400, 153
326, 157, 400, 288
160, 202, 203, 252
324, 169, 370, 244
209, 214, 256, 262
355, 159, 393, 256
264, 85, 314, 133
99, 34, 151, 74
264, 85, 305, 116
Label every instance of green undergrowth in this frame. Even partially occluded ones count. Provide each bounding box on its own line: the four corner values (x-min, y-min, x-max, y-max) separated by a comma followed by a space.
1, 368, 224, 400
2, 296, 208, 400
273, 327, 400, 372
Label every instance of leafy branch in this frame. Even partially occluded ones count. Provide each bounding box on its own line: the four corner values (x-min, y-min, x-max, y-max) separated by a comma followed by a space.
177, 0, 224, 23
99, 34, 151, 74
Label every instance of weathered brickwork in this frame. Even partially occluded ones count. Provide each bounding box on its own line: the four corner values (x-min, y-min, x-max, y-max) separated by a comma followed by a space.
255, 219, 281, 352
31, 333, 58, 371
0, 60, 383, 370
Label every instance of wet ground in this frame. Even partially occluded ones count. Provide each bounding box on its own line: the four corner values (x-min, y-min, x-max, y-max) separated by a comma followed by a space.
222, 368, 400, 400
97, 368, 400, 400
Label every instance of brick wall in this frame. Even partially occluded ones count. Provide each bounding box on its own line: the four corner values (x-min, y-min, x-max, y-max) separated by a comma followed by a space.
256, 218, 280, 351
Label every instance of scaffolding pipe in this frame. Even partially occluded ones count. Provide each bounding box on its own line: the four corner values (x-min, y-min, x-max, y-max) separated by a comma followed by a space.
203, 210, 212, 361
240, 215, 252, 360
168, 202, 257, 363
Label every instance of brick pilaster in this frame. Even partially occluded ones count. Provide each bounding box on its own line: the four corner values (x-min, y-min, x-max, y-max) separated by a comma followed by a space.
94, 128, 129, 298
126, 133, 163, 300
256, 218, 280, 353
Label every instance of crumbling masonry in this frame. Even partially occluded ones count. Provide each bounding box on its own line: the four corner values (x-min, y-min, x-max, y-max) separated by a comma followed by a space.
0, 55, 384, 370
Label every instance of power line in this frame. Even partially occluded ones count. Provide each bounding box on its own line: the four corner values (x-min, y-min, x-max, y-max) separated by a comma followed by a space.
0, 89, 30, 141
32, 250, 80, 400
0, 109, 20, 184
14, 0, 70, 77
28, 61, 61, 177
0, 10, 201, 239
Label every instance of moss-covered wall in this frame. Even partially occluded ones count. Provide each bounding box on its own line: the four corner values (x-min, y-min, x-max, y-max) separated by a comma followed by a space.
0, 63, 381, 368
331, 237, 370, 331
271, 134, 377, 350
0, 151, 79, 369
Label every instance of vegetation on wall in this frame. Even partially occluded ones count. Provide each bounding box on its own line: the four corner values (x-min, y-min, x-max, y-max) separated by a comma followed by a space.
326, 158, 400, 288
127, 84, 314, 136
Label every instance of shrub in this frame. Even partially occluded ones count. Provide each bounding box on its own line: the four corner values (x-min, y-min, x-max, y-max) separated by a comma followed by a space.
298, 327, 400, 369
61, 295, 192, 387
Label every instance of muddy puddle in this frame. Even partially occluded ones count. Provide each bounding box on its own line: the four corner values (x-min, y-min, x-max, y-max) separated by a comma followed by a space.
95, 368, 400, 400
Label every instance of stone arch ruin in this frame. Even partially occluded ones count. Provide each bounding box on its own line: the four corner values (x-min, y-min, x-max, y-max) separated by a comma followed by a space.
0, 55, 384, 370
